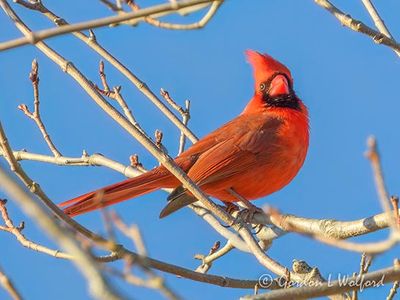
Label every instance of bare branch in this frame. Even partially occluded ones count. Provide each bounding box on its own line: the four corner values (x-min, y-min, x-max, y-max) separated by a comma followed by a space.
18, 59, 62, 157
242, 264, 398, 300
0, 142, 265, 290
126, 1, 222, 30
0, 163, 123, 300
0, 146, 250, 252
195, 240, 234, 273
111, 212, 182, 300
95, 61, 140, 128
365, 137, 390, 209
390, 196, 400, 228
387, 281, 399, 300
314, 0, 400, 54
99, 0, 123, 12
253, 208, 400, 240
351, 253, 373, 300
0, 199, 72, 259
111, 211, 147, 255
0, 0, 220, 51
129, 154, 146, 173
360, 0, 400, 57
178, 100, 191, 154
0, 264, 23, 300
160, 89, 191, 154
6, 145, 400, 247
365, 136, 398, 233
20, 0, 199, 145
267, 207, 398, 255
107, 267, 181, 300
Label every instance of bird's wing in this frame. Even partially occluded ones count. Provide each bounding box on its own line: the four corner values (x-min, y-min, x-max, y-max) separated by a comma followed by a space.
159, 115, 282, 218
187, 115, 283, 186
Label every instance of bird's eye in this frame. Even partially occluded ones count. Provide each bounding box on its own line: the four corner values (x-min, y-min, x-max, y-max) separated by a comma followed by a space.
259, 83, 266, 91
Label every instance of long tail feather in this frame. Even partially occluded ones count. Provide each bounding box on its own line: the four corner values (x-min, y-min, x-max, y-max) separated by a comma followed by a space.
60, 168, 178, 217
159, 186, 197, 218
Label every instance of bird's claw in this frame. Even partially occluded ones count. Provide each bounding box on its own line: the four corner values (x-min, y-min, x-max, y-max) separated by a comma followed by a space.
222, 202, 240, 214
236, 205, 264, 223
222, 203, 264, 232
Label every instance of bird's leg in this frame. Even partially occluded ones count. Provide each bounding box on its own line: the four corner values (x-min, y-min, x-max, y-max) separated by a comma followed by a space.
227, 188, 264, 225
237, 202, 265, 234
239, 199, 264, 223
218, 201, 240, 227
228, 188, 264, 234
221, 201, 240, 215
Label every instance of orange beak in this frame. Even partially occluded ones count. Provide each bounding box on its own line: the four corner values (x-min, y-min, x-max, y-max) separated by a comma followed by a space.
268, 75, 290, 97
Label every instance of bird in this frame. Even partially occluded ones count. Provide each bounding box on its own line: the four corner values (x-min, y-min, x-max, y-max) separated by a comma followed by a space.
60, 50, 309, 219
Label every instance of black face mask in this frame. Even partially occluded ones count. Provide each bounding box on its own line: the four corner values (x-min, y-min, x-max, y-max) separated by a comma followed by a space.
259, 73, 300, 110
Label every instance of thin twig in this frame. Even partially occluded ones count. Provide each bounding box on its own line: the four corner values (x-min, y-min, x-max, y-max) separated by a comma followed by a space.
0, 264, 23, 300
95, 60, 140, 128
0, 164, 123, 300
125, 0, 222, 30
129, 154, 147, 173
314, 0, 400, 54
390, 196, 400, 228
387, 281, 399, 300
160, 89, 191, 154
0, 118, 113, 248
18, 59, 61, 157
111, 212, 182, 300
111, 211, 147, 255
387, 259, 400, 300
365, 136, 398, 232
178, 100, 190, 154
20, 0, 199, 145
0, 0, 220, 51
0, 199, 72, 259
195, 240, 234, 273
160, 88, 187, 116
351, 253, 373, 300
360, 0, 400, 57
99, 0, 123, 12
107, 267, 181, 300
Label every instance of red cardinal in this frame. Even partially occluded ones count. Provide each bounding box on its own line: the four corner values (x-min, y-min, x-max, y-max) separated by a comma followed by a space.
60, 50, 309, 218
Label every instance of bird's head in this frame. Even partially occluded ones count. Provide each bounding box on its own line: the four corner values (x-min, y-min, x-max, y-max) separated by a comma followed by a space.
242, 50, 302, 114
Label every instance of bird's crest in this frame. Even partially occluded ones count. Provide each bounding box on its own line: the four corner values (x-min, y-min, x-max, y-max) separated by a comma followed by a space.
246, 50, 292, 86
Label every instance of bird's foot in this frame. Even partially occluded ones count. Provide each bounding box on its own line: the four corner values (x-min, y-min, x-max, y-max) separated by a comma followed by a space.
222, 201, 240, 214
236, 204, 264, 224
222, 202, 264, 230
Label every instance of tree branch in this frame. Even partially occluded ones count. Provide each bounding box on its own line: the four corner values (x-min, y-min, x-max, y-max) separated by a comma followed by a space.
20, 0, 199, 144
0, 0, 220, 51
18, 59, 62, 157
360, 0, 400, 57
0, 164, 123, 300
242, 263, 399, 300
0, 199, 72, 259
0, 264, 23, 300
314, 0, 400, 54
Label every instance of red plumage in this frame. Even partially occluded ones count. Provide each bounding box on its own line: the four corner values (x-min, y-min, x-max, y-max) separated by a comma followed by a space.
60, 50, 309, 218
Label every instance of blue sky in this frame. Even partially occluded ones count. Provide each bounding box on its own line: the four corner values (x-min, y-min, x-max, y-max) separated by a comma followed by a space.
1, 0, 400, 299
